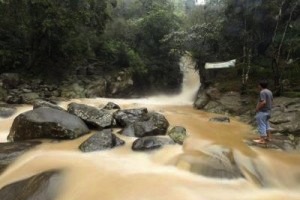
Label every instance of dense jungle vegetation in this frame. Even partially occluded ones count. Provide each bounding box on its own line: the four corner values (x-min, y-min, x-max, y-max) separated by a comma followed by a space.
0, 0, 299, 95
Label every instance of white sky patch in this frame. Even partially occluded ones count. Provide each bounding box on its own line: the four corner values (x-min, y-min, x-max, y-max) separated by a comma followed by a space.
195, 0, 205, 5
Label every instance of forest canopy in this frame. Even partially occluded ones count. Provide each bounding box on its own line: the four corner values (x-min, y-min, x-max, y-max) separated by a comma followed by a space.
0, 0, 299, 95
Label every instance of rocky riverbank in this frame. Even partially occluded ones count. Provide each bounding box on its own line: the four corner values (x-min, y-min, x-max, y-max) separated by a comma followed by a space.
194, 86, 300, 151
0, 71, 135, 105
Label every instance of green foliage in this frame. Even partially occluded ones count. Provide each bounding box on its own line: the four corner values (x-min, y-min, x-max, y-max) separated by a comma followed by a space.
136, 9, 180, 55
163, 0, 300, 93
0, 0, 110, 78
0, 0, 183, 92
3, 0, 298, 96
102, 40, 146, 73
102, 0, 183, 93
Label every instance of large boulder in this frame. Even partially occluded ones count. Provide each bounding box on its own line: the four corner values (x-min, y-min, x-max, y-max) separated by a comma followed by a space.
0, 141, 41, 174
206, 87, 221, 100
79, 129, 125, 152
217, 92, 244, 114
0, 171, 62, 200
121, 112, 169, 137
132, 136, 175, 151
270, 111, 300, 134
8, 107, 90, 141
270, 97, 300, 136
194, 88, 209, 109
67, 103, 114, 129
175, 146, 243, 179
114, 108, 148, 127
195, 89, 250, 116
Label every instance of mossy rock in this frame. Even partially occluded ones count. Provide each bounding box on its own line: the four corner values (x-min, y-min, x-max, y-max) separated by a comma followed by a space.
168, 126, 187, 145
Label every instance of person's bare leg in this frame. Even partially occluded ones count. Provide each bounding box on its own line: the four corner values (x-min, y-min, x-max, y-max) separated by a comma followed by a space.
253, 136, 267, 144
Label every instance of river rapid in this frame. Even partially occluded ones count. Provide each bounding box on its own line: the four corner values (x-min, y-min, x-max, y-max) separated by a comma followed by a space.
0, 57, 300, 200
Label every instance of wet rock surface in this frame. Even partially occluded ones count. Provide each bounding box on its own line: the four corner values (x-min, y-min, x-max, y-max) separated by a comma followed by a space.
102, 102, 121, 110
209, 116, 230, 123
167, 126, 188, 145
270, 97, 300, 136
0, 106, 16, 118
245, 134, 300, 152
114, 108, 148, 127
33, 100, 65, 111
176, 146, 243, 179
8, 107, 90, 141
79, 129, 125, 152
0, 171, 63, 200
0, 141, 41, 174
68, 103, 115, 129
132, 136, 175, 151
121, 112, 169, 137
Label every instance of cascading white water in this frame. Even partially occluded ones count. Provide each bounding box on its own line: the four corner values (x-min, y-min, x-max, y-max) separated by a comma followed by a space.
89, 55, 200, 107
141, 55, 200, 105
176, 55, 200, 103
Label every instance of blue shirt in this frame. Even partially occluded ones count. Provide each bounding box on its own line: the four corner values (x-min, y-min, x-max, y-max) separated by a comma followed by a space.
259, 89, 273, 112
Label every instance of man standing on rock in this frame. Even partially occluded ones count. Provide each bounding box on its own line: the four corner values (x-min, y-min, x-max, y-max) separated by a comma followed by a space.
254, 79, 273, 144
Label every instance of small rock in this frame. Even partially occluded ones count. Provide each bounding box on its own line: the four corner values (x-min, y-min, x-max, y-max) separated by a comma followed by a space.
168, 126, 187, 145
209, 116, 230, 123
0, 106, 16, 118
102, 102, 121, 110
132, 136, 175, 151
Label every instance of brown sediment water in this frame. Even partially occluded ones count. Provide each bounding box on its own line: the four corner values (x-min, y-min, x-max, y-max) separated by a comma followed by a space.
0, 102, 300, 200
0, 57, 299, 199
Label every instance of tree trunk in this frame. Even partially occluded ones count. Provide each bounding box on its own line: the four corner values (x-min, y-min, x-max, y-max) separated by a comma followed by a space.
197, 61, 209, 89
273, 1, 298, 95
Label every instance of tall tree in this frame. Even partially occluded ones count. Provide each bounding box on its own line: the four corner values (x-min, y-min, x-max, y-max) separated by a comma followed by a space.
103, 0, 183, 93
164, 0, 300, 93
0, 0, 110, 78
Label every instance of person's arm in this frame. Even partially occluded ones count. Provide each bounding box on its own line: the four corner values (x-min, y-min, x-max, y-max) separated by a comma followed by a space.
256, 100, 266, 112
256, 92, 267, 112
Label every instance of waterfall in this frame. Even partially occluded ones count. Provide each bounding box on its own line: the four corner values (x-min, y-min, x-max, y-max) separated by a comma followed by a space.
178, 55, 200, 102
139, 55, 200, 105
87, 55, 200, 106
134, 55, 200, 105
